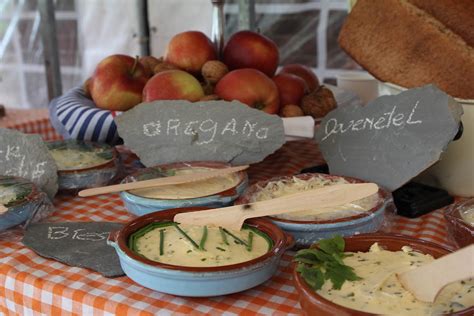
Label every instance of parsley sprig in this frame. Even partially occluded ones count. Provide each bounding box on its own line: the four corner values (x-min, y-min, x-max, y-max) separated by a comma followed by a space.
294, 235, 361, 291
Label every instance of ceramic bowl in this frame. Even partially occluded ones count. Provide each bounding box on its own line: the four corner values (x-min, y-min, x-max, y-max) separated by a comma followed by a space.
47, 140, 119, 191
445, 199, 474, 248
236, 173, 391, 247
293, 233, 473, 316
120, 161, 248, 216
107, 207, 294, 297
0, 176, 53, 231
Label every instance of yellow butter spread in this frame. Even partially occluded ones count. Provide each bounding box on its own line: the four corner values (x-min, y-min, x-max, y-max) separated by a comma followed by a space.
129, 167, 241, 200
251, 176, 379, 221
0, 185, 18, 205
50, 148, 111, 170
134, 225, 270, 267
318, 243, 474, 315
460, 207, 474, 227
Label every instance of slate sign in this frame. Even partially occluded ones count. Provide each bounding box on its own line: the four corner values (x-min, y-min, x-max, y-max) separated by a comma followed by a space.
22, 222, 124, 277
0, 128, 58, 199
115, 100, 285, 166
315, 85, 463, 191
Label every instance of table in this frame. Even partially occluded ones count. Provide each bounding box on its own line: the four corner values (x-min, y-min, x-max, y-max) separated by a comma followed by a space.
0, 110, 457, 315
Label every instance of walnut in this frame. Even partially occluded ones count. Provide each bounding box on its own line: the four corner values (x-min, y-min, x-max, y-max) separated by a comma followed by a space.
301, 86, 337, 118
280, 104, 304, 117
200, 94, 220, 101
153, 62, 178, 74
201, 60, 229, 84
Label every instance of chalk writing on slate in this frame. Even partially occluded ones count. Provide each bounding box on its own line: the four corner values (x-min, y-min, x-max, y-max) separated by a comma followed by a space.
115, 100, 285, 166
315, 85, 463, 191
22, 222, 124, 278
0, 128, 58, 199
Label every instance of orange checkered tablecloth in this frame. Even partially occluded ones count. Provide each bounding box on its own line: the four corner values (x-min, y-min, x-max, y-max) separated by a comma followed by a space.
0, 108, 61, 141
0, 115, 458, 315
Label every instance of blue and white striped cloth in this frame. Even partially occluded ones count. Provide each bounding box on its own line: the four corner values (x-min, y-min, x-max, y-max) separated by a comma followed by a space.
49, 87, 122, 144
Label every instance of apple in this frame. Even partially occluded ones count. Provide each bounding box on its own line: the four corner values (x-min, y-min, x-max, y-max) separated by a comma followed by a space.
279, 64, 320, 93
143, 69, 204, 102
139, 56, 162, 77
164, 31, 217, 74
90, 54, 148, 111
223, 30, 279, 77
272, 73, 306, 107
215, 68, 280, 114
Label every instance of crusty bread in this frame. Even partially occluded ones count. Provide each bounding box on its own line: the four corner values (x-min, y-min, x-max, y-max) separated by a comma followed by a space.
409, 0, 474, 48
339, 0, 474, 99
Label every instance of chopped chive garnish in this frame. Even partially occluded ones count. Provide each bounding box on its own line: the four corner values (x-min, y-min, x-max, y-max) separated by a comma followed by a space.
222, 228, 248, 246
219, 227, 229, 245
174, 224, 199, 249
199, 226, 208, 251
159, 229, 165, 256
216, 247, 226, 252
246, 231, 254, 252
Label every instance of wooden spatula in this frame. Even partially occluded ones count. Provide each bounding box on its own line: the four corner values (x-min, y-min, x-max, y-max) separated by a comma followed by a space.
398, 244, 474, 303
174, 183, 379, 230
78, 165, 249, 197
0, 203, 7, 214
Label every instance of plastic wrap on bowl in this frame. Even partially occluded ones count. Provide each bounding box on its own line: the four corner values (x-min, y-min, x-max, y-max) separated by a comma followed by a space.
0, 176, 54, 232
120, 161, 248, 216
445, 198, 474, 248
47, 140, 120, 191
236, 173, 392, 246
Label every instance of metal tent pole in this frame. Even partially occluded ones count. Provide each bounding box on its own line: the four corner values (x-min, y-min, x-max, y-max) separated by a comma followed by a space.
38, 0, 62, 101
137, 0, 150, 56
238, 0, 255, 31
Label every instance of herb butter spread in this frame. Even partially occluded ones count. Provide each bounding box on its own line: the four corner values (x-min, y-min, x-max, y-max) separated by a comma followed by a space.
318, 243, 474, 315
460, 207, 474, 227
49, 148, 112, 171
0, 185, 19, 205
0, 178, 32, 207
251, 176, 379, 221
130, 223, 271, 267
129, 167, 241, 200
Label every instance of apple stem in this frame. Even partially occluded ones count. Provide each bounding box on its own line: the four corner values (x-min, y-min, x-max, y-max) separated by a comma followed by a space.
131, 55, 139, 76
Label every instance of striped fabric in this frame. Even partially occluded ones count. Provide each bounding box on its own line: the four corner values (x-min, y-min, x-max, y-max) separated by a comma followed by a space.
49, 87, 121, 145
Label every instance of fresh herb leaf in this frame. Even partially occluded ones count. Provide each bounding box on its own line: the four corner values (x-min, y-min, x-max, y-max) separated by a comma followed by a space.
318, 235, 345, 254
159, 229, 165, 256
294, 235, 362, 291
297, 264, 325, 290
325, 262, 361, 290
199, 226, 208, 251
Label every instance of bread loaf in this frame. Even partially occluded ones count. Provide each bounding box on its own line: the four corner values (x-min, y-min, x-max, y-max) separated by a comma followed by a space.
409, 0, 474, 48
339, 0, 474, 99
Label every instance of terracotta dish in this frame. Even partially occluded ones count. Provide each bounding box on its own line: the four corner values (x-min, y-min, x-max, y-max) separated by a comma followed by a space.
293, 233, 473, 316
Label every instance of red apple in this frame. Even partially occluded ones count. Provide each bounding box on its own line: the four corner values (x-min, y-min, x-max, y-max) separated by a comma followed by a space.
272, 73, 306, 106
90, 54, 148, 111
164, 31, 217, 74
223, 30, 279, 77
215, 68, 280, 114
279, 64, 320, 93
143, 69, 205, 102
139, 56, 162, 77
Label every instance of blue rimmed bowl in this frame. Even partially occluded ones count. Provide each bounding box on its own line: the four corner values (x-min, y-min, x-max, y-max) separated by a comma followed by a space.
107, 207, 294, 297
236, 173, 391, 247
120, 161, 248, 216
0, 176, 53, 232
46, 140, 119, 191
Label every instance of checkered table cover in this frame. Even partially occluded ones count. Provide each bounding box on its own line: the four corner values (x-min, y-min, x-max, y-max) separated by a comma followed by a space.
0, 108, 61, 141
0, 116, 458, 315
